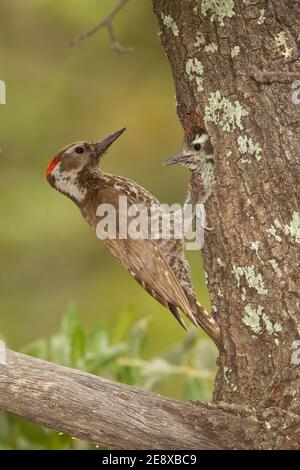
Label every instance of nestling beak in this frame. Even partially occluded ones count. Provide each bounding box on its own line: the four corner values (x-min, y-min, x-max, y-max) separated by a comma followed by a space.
163, 153, 192, 166
95, 127, 126, 157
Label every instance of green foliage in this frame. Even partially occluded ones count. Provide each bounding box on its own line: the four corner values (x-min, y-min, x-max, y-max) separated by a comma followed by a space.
0, 305, 217, 450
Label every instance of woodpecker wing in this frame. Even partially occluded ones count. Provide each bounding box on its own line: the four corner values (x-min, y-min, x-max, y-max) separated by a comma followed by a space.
83, 179, 198, 326
108, 176, 198, 302
104, 235, 196, 325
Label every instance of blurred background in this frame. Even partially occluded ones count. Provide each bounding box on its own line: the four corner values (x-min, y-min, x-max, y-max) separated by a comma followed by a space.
0, 0, 217, 449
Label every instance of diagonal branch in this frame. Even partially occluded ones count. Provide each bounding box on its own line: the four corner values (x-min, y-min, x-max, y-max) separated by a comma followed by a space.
249, 65, 300, 83
0, 349, 263, 450
70, 0, 133, 53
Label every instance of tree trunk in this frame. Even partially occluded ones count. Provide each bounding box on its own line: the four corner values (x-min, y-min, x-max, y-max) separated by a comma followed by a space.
153, 0, 300, 449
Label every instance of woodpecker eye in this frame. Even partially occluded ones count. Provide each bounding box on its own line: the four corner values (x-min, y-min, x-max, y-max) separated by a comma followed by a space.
194, 143, 201, 151
75, 146, 85, 155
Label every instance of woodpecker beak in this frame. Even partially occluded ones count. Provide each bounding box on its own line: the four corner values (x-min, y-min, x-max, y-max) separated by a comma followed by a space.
163, 154, 192, 166
95, 128, 126, 157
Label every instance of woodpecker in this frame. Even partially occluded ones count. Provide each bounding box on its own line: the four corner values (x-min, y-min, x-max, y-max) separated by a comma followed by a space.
46, 128, 221, 349
164, 126, 215, 247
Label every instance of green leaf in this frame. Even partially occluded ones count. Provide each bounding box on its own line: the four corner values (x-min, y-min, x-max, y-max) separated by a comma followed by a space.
49, 334, 69, 366
112, 305, 135, 344
128, 317, 150, 357
21, 339, 47, 360
86, 343, 127, 374
87, 324, 108, 356
183, 378, 209, 402
60, 304, 86, 368
164, 328, 198, 366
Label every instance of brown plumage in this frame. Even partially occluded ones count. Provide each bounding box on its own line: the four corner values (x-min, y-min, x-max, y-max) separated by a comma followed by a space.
46, 128, 221, 349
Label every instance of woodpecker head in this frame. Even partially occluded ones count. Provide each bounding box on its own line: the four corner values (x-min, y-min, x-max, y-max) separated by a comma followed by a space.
46, 127, 125, 202
164, 126, 214, 171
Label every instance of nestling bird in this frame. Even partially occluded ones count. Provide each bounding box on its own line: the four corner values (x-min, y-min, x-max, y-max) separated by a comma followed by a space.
164, 126, 215, 247
46, 128, 221, 349
164, 126, 215, 204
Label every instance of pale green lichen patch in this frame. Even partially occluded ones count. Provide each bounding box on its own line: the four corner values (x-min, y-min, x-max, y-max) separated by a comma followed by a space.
201, 0, 235, 27
250, 240, 261, 259
186, 58, 204, 91
217, 288, 224, 298
202, 161, 215, 190
237, 135, 262, 162
266, 221, 282, 242
243, 304, 263, 334
274, 219, 282, 229
257, 9, 265, 25
269, 259, 282, 277
232, 265, 268, 295
283, 211, 300, 243
275, 31, 292, 59
274, 322, 282, 333
243, 304, 283, 337
231, 45, 240, 58
204, 91, 248, 132
262, 311, 274, 335
241, 287, 247, 302
205, 42, 218, 53
194, 33, 205, 49
161, 14, 179, 37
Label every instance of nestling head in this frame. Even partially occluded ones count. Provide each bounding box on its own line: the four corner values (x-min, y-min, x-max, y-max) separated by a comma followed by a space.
164, 126, 214, 170
46, 128, 126, 201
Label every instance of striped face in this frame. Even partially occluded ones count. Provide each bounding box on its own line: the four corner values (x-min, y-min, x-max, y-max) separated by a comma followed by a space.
167, 127, 214, 170
183, 127, 214, 162
163, 126, 214, 170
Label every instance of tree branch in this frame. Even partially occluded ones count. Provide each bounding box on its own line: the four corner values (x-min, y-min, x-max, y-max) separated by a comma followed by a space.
70, 0, 133, 53
0, 349, 263, 450
249, 65, 300, 83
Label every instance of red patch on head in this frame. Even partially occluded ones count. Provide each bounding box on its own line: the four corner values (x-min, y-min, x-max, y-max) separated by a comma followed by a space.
46, 156, 60, 176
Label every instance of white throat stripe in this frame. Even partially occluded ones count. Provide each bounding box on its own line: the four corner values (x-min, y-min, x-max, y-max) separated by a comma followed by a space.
193, 134, 208, 145
52, 163, 87, 202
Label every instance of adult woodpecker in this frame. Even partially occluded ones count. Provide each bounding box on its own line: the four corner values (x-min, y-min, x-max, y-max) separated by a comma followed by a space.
46, 128, 221, 349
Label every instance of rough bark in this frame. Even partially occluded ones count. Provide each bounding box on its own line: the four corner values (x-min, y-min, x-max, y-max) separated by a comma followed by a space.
153, 0, 300, 449
0, 349, 267, 450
